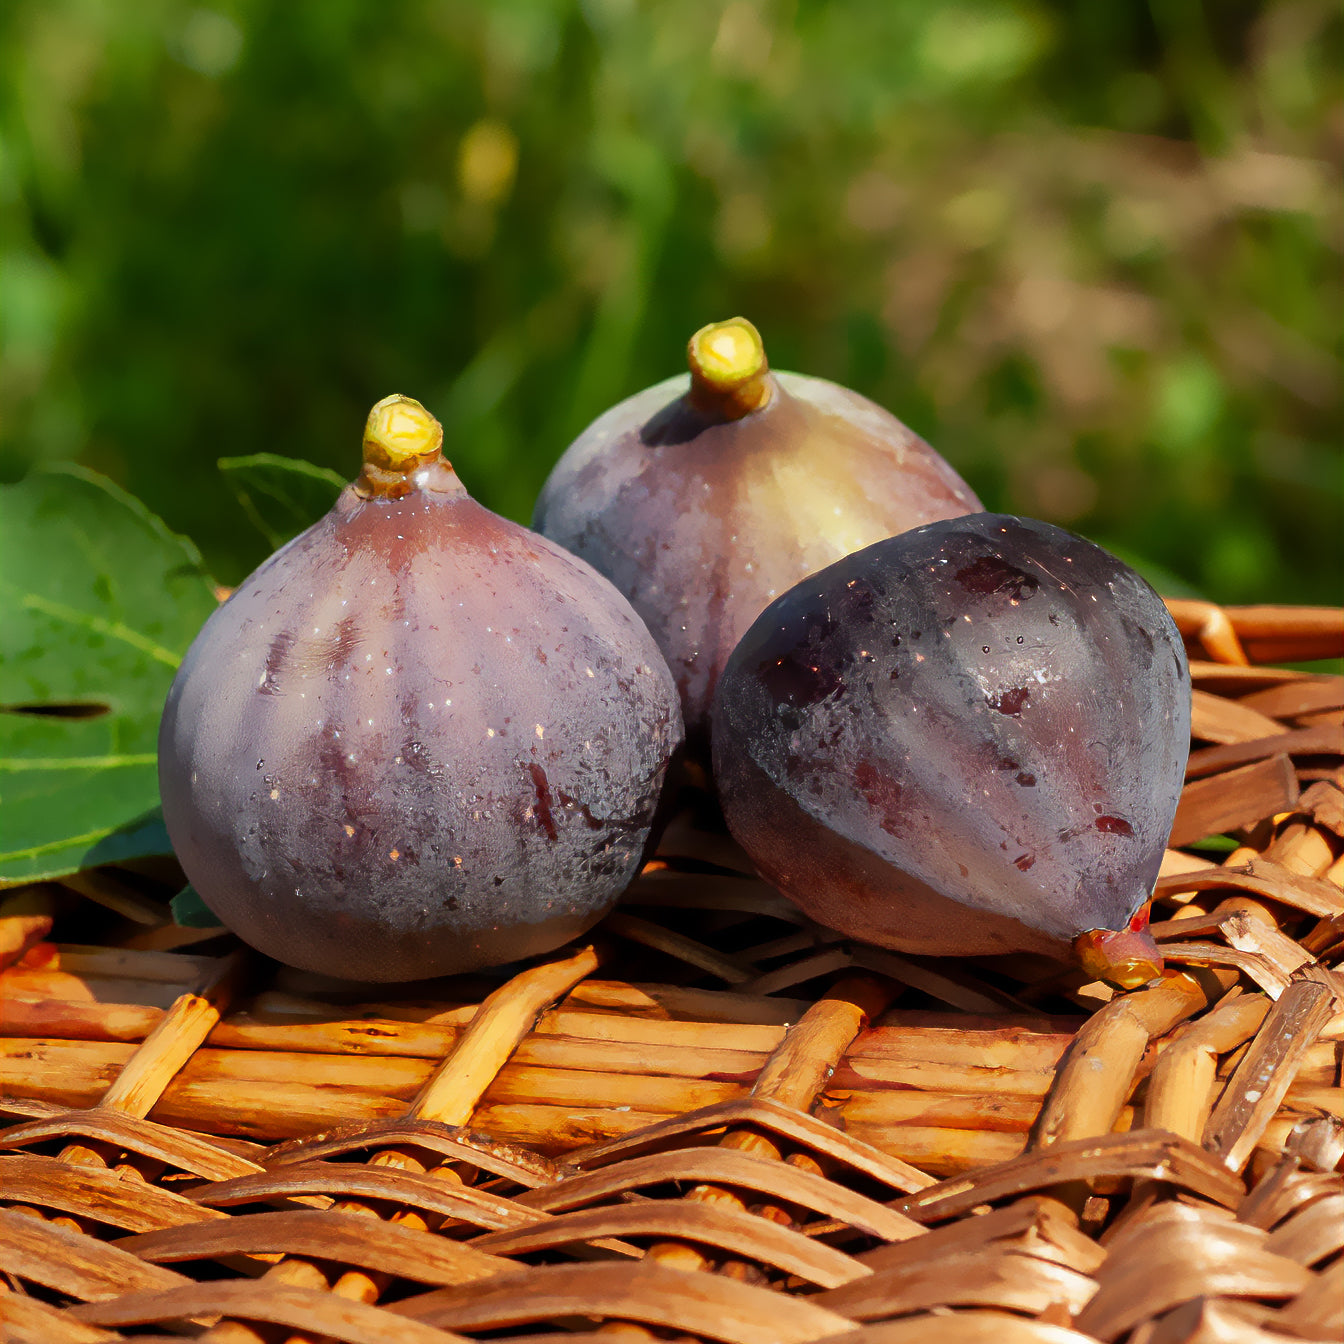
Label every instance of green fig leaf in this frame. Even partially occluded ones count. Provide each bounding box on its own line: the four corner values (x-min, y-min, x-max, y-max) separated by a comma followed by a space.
0, 464, 218, 885
218, 453, 345, 551
170, 883, 223, 928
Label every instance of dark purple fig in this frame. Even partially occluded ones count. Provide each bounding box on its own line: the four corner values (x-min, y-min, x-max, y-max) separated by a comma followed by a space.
533, 317, 980, 751
159, 395, 683, 982
711, 514, 1189, 987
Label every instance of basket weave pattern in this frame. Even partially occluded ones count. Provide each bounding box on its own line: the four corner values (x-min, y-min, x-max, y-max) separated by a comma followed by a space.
1, 600, 1341, 1342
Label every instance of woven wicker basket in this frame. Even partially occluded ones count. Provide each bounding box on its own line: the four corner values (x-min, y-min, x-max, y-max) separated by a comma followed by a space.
2, 599, 1341, 1344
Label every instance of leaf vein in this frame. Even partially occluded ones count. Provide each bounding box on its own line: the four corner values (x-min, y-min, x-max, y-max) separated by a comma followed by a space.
19, 594, 182, 669
0, 824, 134, 863
0, 754, 157, 771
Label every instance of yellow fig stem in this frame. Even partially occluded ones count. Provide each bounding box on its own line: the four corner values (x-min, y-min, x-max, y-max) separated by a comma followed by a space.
357, 394, 455, 498
686, 317, 773, 420
363, 394, 443, 469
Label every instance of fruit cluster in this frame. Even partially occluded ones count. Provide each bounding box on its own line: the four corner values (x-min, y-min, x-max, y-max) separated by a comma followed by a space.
159, 319, 1189, 986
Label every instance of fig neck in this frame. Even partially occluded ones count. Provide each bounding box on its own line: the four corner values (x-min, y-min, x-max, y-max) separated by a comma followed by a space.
355, 457, 467, 500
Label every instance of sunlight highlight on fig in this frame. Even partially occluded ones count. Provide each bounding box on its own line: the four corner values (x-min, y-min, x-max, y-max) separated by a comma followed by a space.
534, 315, 981, 750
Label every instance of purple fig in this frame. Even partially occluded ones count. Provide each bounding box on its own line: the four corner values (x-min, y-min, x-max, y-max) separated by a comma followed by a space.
159, 396, 683, 981
711, 514, 1189, 986
533, 317, 980, 751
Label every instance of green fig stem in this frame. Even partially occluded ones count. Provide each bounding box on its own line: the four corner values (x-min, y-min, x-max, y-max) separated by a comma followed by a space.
357, 394, 454, 498
686, 317, 773, 420
1074, 908, 1164, 991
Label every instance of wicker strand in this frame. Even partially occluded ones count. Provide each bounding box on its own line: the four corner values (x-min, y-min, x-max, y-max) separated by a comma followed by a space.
645, 974, 896, 1277
0, 600, 1339, 1341
207, 944, 603, 1344
21, 949, 247, 1249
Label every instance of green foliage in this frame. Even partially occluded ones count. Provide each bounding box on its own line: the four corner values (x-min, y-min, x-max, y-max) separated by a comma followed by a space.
218, 452, 344, 552
2, 4, 1342, 567
1, 2, 1339, 603
0, 464, 217, 884
170, 883, 223, 928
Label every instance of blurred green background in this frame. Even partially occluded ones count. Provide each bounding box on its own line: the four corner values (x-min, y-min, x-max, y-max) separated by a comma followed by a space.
2, 0, 1340, 601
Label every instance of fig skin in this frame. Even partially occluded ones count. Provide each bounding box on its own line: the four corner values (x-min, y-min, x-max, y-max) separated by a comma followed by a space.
711, 514, 1189, 970
158, 397, 683, 982
533, 318, 980, 750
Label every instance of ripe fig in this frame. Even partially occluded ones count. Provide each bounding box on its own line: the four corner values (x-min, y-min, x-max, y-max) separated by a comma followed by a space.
533, 317, 980, 750
711, 514, 1189, 986
159, 396, 683, 982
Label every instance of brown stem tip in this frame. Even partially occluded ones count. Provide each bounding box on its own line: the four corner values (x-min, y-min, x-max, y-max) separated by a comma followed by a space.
1074, 909, 1165, 991
686, 317, 773, 420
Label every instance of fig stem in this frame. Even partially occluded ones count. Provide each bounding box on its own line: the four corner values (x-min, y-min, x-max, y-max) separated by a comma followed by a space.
1074, 909, 1164, 991
686, 317, 772, 420
358, 394, 453, 498
363, 394, 443, 469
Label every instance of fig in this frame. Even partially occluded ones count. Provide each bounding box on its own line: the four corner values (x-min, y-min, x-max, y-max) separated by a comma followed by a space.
159, 395, 683, 981
533, 317, 980, 749
711, 514, 1189, 986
